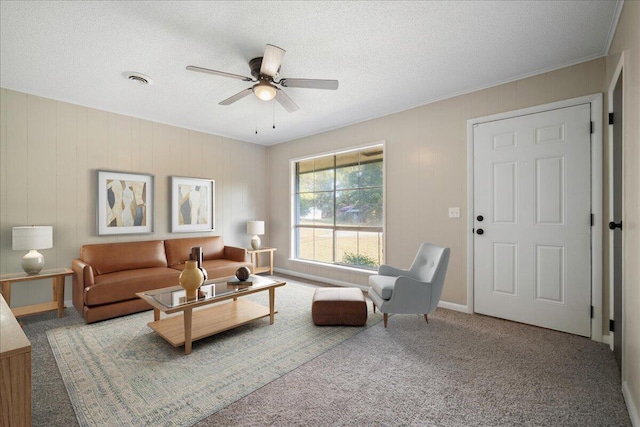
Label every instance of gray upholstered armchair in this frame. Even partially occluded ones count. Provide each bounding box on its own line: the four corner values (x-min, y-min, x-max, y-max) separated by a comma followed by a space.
368, 243, 450, 328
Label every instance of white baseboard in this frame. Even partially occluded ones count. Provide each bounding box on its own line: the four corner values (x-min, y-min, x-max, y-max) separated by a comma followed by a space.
65, 299, 73, 309
438, 301, 470, 313
623, 381, 640, 427
274, 268, 370, 291
274, 268, 470, 313
601, 334, 612, 346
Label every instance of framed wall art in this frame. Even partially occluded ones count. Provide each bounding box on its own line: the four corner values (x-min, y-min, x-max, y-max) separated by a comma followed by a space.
97, 170, 155, 235
171, 176, 215, 233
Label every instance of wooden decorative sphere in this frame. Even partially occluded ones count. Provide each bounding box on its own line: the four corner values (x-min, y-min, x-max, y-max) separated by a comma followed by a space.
235, 266, 251, 281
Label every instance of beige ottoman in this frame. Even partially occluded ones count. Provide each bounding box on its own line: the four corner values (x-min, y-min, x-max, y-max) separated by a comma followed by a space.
312, 287, 368, 326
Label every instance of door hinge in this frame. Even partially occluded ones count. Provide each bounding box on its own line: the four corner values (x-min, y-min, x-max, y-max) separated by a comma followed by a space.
590, 305, 594, 318
609, 112, 614, 125
591, 214, 594, 226
609, 319, 615, 332
590, 121, 594, 134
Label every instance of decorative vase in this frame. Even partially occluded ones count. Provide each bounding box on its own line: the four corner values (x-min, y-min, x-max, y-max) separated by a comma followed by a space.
179, 260, 204, 301
191, 246, 208, 282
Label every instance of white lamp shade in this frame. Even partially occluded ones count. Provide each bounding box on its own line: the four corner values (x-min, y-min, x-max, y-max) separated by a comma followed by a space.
247, 221, 265, 236
12, 226, 53, 250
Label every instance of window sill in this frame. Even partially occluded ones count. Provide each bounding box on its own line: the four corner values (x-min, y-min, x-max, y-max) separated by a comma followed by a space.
288, 258, 377, 275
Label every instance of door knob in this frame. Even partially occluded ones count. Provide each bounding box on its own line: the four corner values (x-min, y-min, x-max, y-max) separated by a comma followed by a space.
609, 221, 623, 230
477, 215, 484, 222
476, 228, 484, 235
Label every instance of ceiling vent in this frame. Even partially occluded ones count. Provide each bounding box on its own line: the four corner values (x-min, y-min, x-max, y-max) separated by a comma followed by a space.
123, 71, 152, 85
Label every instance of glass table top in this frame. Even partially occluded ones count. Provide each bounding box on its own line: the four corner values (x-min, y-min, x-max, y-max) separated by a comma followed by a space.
143, 275, 277, 309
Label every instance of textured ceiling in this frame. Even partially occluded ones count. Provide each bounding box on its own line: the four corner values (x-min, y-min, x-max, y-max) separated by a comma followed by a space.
0, 1, 621, 146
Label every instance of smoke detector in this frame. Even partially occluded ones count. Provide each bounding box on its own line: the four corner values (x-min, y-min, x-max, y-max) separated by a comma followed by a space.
122, 71, 152, 85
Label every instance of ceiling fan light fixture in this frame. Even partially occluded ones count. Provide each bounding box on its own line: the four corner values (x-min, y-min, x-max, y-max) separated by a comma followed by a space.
253, 80, 277, 101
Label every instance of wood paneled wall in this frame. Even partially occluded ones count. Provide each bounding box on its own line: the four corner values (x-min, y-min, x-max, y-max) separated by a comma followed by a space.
0, 89, 268, 308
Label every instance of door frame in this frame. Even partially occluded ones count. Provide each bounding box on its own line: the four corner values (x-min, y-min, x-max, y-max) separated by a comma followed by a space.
466, 93, 603, 342
607, 52, 625, 355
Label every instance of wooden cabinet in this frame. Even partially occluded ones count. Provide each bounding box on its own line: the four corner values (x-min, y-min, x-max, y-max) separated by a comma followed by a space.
0, 294, 31, 427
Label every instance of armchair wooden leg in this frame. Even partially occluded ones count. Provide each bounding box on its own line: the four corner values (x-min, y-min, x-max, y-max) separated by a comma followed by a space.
383, 313, 388, 328
424, 314, 428, 324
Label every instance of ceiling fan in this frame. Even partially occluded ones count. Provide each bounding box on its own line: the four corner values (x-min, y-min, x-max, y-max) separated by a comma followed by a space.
186, 44, 339, 113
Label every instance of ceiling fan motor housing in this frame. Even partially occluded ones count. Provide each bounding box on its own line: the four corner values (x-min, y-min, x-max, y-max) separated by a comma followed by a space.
250, 57, 281, 80
249, 57, 265, 80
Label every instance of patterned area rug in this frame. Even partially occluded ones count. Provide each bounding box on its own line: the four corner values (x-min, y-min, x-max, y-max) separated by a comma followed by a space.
48, 281, 381, 427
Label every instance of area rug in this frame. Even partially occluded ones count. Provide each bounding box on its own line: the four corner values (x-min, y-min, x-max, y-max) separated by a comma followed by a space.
48, 281, 381, 427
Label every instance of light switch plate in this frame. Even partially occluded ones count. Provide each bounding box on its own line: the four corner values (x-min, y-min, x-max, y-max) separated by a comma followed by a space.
448, 207, 460, 218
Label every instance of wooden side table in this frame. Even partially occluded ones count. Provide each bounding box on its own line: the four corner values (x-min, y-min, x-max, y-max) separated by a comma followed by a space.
247, 247, 277, 275
0, 267, 73, 318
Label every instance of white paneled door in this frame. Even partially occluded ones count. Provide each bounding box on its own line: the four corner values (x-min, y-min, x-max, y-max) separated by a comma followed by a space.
473, 104, 592, 336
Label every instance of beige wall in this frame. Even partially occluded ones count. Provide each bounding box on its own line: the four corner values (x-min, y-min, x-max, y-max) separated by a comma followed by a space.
268, 58, 605, 307
0, 89, 269, 308
606, 0, 640, 421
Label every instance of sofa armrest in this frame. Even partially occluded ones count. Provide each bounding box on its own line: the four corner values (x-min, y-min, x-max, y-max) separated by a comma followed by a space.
223, 245, 248, 262
72, 259, 94, 315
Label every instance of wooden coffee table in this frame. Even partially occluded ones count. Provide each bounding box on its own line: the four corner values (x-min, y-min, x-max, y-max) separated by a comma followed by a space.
136, 275, 285, 355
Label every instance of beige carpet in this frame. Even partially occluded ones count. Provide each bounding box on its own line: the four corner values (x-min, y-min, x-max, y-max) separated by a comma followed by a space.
198, 301, 632, 427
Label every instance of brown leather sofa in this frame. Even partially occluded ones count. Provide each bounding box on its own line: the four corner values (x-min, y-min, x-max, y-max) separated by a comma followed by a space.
72, 236, 252, 323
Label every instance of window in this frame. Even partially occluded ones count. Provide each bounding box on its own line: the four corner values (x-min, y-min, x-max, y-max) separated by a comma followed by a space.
293, 144, 384, 270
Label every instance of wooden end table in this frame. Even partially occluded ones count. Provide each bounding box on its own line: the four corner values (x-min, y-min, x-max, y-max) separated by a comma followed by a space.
247, 247, 277, 275
0, 268, 72, 318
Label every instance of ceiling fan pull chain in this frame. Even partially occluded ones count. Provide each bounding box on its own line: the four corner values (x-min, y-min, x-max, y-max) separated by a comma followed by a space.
273, 102, 276, 129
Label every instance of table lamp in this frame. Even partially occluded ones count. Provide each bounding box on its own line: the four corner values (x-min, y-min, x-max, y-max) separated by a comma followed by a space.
247, 220, 265, 250
12, 226, 53, 274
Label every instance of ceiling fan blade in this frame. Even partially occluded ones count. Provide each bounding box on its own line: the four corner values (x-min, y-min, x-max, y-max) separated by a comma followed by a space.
260, 44, 286, 77
219, 88, 253, 105
275, 88, 299, 113
186, 65, 253, 82
279, 78, 339, 90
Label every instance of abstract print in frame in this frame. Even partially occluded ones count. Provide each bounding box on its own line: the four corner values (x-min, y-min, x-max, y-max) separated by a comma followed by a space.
97, 170, 155, 235
171, 176, 215, 232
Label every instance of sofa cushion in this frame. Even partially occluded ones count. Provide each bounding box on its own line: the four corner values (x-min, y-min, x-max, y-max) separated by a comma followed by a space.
165, 236, 225, 267
81, 240, 168, 275
85, 267, 180, 306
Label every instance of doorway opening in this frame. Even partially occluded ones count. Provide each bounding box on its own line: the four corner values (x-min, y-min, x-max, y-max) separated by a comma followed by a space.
608, 56, 624, 370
